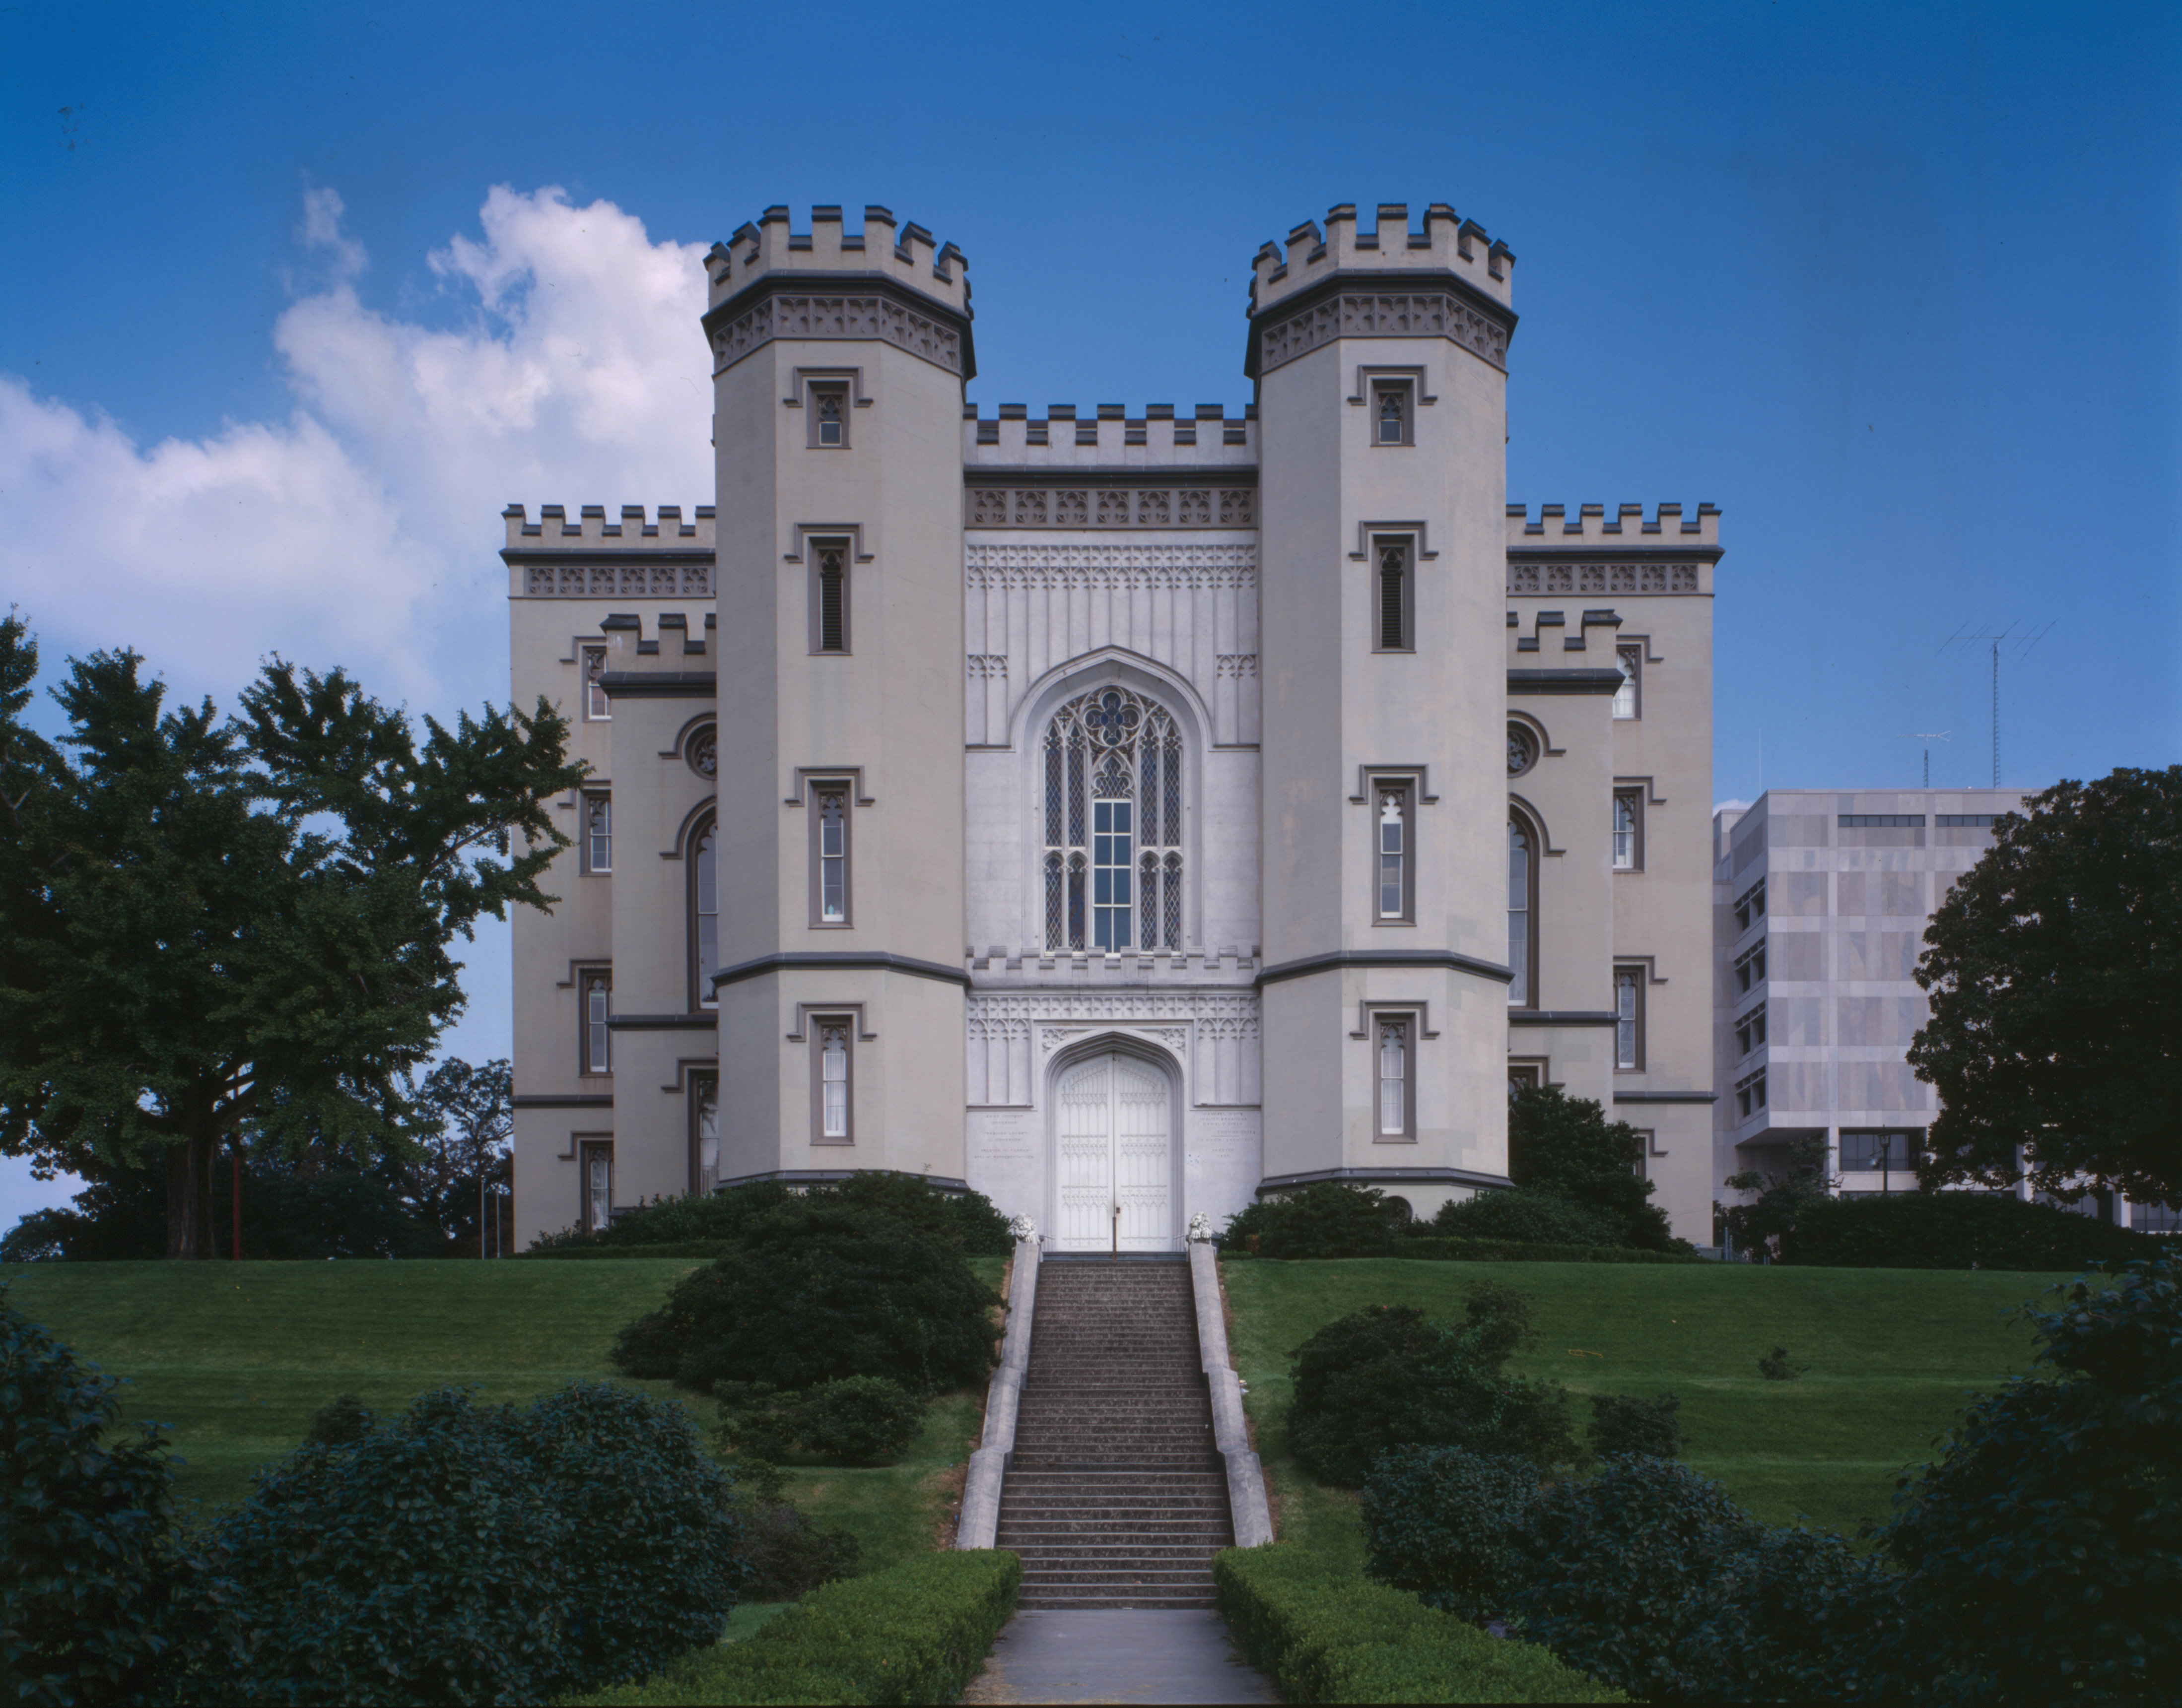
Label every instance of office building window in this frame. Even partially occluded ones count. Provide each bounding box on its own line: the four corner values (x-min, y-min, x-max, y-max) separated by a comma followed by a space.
1613, 789, 1641, 870
581, 645, 611, 721
1508, 815, 1537, 1006
1936, 813, 1998, 828
582, 792, 612, 874
690, 816, 718, 1007
1733, 878, 1767, 934
1840, 1129, 1921, 1174
1839, 814, 1926, 828
814, 784, 850, 925
1612, 646, 1640, 719
816, 1020, 853, 1143
1614, 966, 1643, 1070
579, 1140, 614, 1234
579, 970, 611, 1074
1376, 1016, 1412, 1138
1374, 537, 1413, 651
1734, 1068, 1767, 1119
1734, 1004, 1767, 1057
1734, 940, 1767, 995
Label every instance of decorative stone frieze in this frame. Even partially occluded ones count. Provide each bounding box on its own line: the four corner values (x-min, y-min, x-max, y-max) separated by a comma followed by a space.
965, 543, 1256, 593
1257, 291, 1510, 376
523, 562, 713, 598
709, 291, 964, 376
1505, 562, 1702, 596
965, 486, 1256, 530
966, 991, 1261, 1109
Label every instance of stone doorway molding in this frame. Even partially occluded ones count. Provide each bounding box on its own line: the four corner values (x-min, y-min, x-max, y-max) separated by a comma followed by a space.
1044, 1032, 1185, 1253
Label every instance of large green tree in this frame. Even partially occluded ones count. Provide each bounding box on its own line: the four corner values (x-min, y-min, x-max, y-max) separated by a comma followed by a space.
0, 613, 583, 1257
1908, 766, 2182, 1206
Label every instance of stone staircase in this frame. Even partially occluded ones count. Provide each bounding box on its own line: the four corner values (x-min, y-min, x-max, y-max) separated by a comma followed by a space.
997, 1255, 1233, 1610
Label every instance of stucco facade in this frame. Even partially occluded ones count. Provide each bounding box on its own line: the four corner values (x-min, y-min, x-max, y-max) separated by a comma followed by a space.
507, 201, 1726, 1251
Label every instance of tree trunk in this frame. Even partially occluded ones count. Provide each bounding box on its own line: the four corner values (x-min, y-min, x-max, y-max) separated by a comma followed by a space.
164, 1131, 216, 1258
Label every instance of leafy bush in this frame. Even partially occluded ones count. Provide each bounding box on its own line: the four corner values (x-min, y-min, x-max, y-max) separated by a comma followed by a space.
1285, 1290, 1578, 1486
569, 1549, 1022, 1707
542, 1172, 1016, 1257
1392, 1236, 1701, 1265
1502, 1455, 1894, 1703
1757, 1345, 1806, 1380
1213, 1542, 1623, 1704
198, 1382, 746, 1704
301, 1393, 375, 1446
1, 1288, 196, 1706
1873, 1257, 2182, 1705
1586, 1393, 1682, 1458
1359, 1447, 1539, 1624
1508, 1085, 1681, 1251
718, 1376, 926, 1466
1780, 1189, 2166, 1270
612, 1198, 1000, 1396
1425, 1188, 1625, 1248
737, 1500, 863, 1603
1220, 1182, 1405, 1258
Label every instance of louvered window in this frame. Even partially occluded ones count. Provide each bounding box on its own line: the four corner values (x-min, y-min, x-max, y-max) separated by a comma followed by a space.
1375, 538, 1412, 651
815, 544, 848, 652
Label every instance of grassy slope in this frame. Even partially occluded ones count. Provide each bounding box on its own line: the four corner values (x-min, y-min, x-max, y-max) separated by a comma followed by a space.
1222, 1257, 2069, 1560
1, 1255, 1005, 1574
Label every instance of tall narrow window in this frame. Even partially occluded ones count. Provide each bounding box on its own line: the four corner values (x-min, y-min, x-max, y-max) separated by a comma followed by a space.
583, 793, 612, 874
691, 1075, 720, 1195
1042, 687, 1183, 952
1375, 539, 1412, 651
1613, 789, 1639, 870
1612, 646, 1641, 719
1614, 966, 1643, 1070
812, 385, 847, 447
1634, 1130, 1657, 1182
581, 645, 611, 721
1377, 788, 1410, 920
692, 817, 719, 1007
1377, 1017, 1410, 1137
815, 786, 850, 924
580, 971, 611, 1074
579, 1141, 614, 1233
817, 1021, 852, 1142
813, 542, 849, 653
1508, 817, 1535, 1006
1374, 382, 1411, 445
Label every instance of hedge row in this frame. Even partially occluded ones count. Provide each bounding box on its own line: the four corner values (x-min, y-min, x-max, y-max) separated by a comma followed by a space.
1212, 1544, 1623, 1704
519, 1240, 740, 1261
1223, 1237, 1702, 1265
566, 1549, 1022, 1706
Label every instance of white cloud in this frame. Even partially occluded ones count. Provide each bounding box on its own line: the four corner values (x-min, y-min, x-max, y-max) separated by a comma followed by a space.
0, 184, 712, 716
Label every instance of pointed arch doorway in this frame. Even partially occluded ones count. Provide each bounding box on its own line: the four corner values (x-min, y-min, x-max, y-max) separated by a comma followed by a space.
1053, 1049, 1176, 1252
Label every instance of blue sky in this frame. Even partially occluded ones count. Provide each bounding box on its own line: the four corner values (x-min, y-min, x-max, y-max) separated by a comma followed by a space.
3, 0, 2177, 1222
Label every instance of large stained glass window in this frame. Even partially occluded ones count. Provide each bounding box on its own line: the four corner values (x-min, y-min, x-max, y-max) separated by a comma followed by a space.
1042, 687, 1184, 953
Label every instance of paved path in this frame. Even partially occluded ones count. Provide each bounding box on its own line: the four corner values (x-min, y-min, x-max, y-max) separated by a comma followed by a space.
962, 1609, 1279, 1705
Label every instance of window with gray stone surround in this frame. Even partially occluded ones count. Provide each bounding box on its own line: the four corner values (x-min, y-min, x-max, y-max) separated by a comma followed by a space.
1375, 1014, 1415, 1140
578, 968, 611, 1076
579, 1139, 614, 1233
810, 538, 851, 654
1508, 814, 1538, 1006
1614, 966, 1644, 1070
1373, 536, 1414, 652
813, 1018, 854, 1144
581, 645, 611, 721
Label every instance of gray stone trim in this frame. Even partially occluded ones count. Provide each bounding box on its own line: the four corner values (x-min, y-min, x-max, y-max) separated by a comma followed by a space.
711, 950, 973, 991
1191, 1240, 1273, 1548
1256, 1165, 1515, 1193
511, 1094, 613, 1109
1508, 1009, 1619, 1027
957, 1239, 1039, 1551
600, 671, 717, 699
1247, 269, 1518, 380
713, 1168, 973, 1193
1507, 668, 1627, 695
1256, 949, 1514, 988
1613, 1090, 1721, 1104
965, 484, 1257, 529
602, 1013, 718, 1031
701, 273, 974, 380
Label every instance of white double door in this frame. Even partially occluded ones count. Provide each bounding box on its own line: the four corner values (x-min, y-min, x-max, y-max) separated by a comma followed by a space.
1055, 1052, 1173, 1251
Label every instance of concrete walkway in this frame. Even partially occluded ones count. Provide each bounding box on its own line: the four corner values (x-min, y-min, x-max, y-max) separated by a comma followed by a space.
962, 1609, 1279, 1705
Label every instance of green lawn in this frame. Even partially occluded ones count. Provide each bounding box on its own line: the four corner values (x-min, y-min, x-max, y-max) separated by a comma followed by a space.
1, 1255, 1004, 1574
1221, 1256, 2073, 1563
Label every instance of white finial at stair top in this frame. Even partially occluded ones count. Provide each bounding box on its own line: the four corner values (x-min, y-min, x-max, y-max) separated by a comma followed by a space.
1006, 1213, 1038, 1244
1187, 1210, 1215, 1243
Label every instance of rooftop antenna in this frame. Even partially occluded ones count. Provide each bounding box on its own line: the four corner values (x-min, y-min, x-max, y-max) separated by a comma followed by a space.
1897, 732, 1951, 789
1940, 624, 2053, 787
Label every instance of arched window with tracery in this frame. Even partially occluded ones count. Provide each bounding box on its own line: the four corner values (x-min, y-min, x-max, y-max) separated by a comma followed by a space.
1043, 686, 1184, 952
1508, 813, 1538, 1007
690, 814, 718, 1008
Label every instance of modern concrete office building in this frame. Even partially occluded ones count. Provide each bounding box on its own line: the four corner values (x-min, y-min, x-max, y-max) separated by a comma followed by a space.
504, 201, 1725, 1251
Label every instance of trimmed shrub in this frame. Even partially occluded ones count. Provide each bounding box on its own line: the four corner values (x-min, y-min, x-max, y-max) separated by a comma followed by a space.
199, 1382, 746, 1703
1780, 1190, 2166, 1270
1221, 1182, 1404, 1258
1359, 1447, 1539, 1623
1398, 1236, 1701, 1265
613, 1203, 1000, 1397
569, 1549, 1022, 1707
1213, 1543, 1623, 1704
1, 1289, 196, 1706
1873, 1257, 2182, 1705
1425, 1188, 1624, 1248
1586, 1392, 1682, 1458
735, 1501, 863, 1603
1286, 1292, 1579, 1486
538, 1172, 1016, 1257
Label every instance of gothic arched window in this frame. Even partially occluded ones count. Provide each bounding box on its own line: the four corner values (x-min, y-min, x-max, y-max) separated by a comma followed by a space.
690, 815, 718, 1008
1043, 686, 1183, 952
1508, 814, 1538, 1007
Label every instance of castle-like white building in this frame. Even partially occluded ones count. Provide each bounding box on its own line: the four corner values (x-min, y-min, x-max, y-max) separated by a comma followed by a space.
506, 202, 1723, 1252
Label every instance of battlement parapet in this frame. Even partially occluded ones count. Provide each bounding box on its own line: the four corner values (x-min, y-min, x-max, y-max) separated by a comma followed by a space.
1249, 202, 1514, 318
962, 401, 1256, 467
501, 505, 716, 599
1505, 502, 1720, 547
705, 205, 968, 315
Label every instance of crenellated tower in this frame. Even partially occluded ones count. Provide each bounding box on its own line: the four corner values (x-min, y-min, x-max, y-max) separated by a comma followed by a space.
1250, 202, 1518, 1205
702, 205, 973, 1190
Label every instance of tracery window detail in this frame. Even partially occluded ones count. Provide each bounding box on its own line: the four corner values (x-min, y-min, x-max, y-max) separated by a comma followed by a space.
1041, 687, 1184, 952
